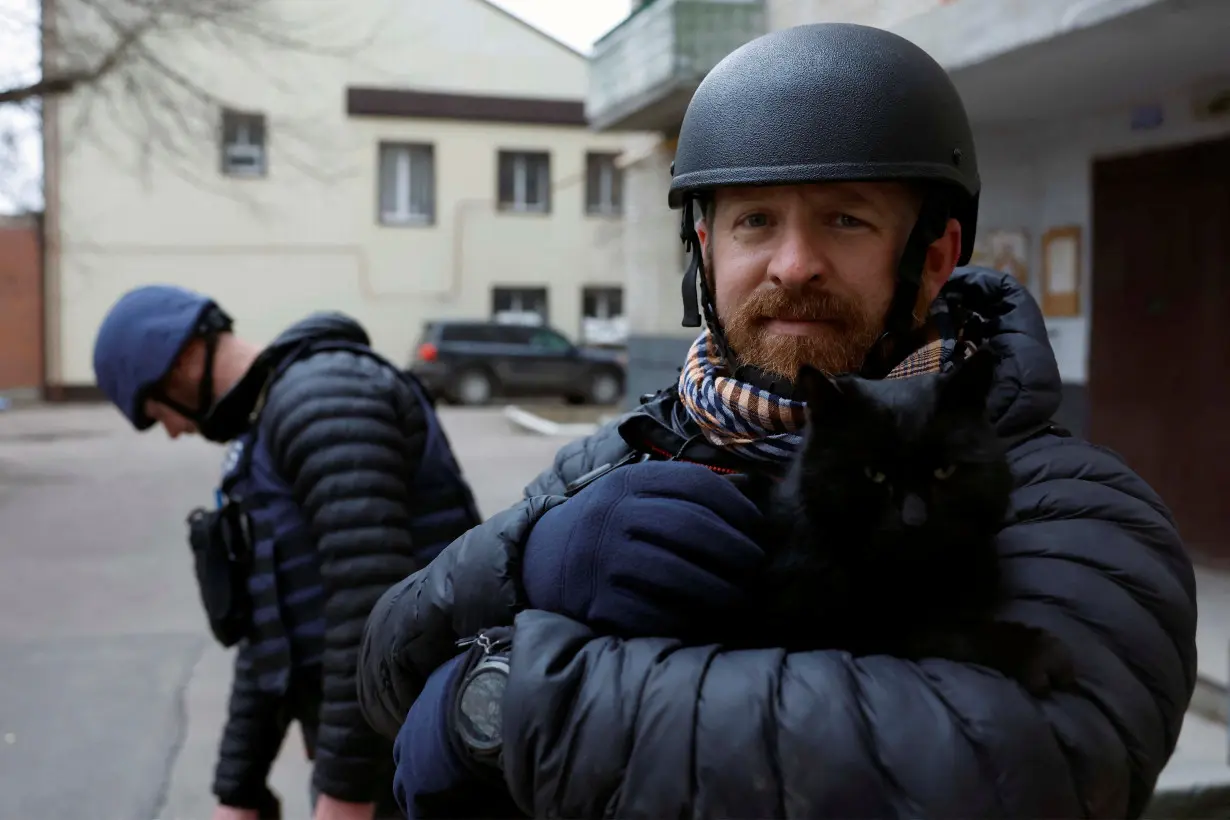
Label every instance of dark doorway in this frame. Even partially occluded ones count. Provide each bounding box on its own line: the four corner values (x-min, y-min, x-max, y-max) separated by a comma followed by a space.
1090, 134, 1230, 562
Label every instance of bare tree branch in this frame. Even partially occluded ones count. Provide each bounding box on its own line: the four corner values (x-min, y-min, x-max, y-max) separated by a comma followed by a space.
0, 0, 401, 213
0, 1, 154, 104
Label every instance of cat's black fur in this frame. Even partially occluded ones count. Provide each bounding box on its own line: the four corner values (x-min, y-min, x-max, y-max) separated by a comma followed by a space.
749, 345, 1074, 697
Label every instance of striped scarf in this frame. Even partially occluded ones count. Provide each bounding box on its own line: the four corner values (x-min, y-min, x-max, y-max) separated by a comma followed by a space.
677, 304, 965, 463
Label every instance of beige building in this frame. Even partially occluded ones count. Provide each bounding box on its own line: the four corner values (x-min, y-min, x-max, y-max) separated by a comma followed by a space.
41, 0, 656, 395
591, 0, 1230, 556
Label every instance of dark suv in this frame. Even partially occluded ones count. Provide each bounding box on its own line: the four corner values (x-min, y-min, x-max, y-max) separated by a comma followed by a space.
410, 320, 626, 406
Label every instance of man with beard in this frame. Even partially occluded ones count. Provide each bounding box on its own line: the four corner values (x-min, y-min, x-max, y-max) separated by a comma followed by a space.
356, 23, 1196, 819
92, 287, 482, 820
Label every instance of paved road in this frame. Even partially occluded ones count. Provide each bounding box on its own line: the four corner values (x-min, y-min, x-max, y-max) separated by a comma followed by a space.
0, 404, 572, 820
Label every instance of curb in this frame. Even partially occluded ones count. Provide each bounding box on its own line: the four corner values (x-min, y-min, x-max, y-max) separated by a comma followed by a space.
1146, 675, 1229, 815
1146, 781, 1230, 818
1190, 674, 1228, 724
502, 405, 600, 438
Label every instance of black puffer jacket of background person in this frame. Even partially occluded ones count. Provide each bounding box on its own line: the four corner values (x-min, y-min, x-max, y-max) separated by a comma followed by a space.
358, 268, 1197, 818
212, 312, 481, 809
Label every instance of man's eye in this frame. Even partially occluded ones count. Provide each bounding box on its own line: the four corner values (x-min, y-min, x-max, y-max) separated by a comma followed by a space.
835, 214, 865, 228
741, 213, 768, 228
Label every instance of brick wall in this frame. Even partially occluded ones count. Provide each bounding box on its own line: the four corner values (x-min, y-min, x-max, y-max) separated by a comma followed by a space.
0, 215, 43, 392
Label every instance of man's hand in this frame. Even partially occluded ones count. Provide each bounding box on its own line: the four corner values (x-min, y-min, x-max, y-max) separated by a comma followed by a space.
522, 460, 767, 639
313, 794, 375, 820
393, 652, 522, 818
211, 806, 260, 820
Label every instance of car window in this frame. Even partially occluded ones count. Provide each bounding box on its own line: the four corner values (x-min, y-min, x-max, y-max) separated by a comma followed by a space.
495, 326, 537, 345
529, 329, 573, 352
440, 324, 498, 343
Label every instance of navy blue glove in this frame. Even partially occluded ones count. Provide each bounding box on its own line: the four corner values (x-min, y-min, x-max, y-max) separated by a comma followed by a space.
392, 652, 521, 818
521, 459, 766, 640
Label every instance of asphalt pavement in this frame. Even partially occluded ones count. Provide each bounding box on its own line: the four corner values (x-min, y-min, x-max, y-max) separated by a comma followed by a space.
0, 403, 571, 820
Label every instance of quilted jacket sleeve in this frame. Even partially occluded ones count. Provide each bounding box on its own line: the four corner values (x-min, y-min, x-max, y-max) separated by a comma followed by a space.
498, 434, 1197, 819
357, 423, 632, 741
212, 641, 291, 810
261, 350, 430, 803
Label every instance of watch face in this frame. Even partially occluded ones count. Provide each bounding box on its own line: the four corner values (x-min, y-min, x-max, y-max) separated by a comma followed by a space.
459, 667, 508, 750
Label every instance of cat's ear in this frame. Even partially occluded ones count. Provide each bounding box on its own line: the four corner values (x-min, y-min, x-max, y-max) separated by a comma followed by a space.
795, 365, 844, 416
941, 345, 999, 411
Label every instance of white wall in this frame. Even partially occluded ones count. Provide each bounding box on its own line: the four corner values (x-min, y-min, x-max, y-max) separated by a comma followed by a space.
47, 0, 656, 384
622, 145, 688, 339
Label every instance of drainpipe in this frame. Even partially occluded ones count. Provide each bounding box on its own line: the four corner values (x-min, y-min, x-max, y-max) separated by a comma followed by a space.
39, 0, 62, 400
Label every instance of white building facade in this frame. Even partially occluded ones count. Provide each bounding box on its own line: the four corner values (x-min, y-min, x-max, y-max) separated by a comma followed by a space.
42, 0, 656, 394
590, 0, 1230, 556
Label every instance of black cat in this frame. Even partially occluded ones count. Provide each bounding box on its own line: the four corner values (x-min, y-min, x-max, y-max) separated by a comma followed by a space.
753, 345, 1074, 697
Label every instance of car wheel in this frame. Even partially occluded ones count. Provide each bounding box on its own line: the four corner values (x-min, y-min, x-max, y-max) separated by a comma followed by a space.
454, 369, 495, 406
586, 369, 623, 405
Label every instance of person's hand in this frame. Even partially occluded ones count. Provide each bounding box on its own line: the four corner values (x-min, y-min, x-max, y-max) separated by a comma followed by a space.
392, 652, 521, 818
392, 654, 470, 814
211, 806, 260, 820
522, 460, 766, 639
312, 794, 375, 820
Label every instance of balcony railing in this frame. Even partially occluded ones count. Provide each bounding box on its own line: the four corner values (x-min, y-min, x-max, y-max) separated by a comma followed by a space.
587, 0, 767, 133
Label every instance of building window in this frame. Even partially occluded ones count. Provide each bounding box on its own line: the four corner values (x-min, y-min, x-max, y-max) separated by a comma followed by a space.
497, 151, 550, 213
220, 110, 267, 177
492, 286, 548, 326
585, 153, 623, 216
581, 286, 627, 346
378, 142, 435, 225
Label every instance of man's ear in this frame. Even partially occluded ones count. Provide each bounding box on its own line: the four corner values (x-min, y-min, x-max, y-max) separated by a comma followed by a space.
695, 218, 710, 267
169, 337, 206, 393
919, 216, 963, 307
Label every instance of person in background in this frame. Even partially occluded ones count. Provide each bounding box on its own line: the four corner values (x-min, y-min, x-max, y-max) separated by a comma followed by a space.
356, 23, 1196, 819
93, 286, 482, 820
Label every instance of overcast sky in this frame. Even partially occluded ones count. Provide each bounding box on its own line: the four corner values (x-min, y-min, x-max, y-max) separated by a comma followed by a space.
0, 0, 633, 212
488, 0, 632, 53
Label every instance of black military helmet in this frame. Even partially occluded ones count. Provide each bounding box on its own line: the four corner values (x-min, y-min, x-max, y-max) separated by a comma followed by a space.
670, 23, 980, 380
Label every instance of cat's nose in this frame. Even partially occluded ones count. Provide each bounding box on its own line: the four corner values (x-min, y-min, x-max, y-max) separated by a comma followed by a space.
901, 493, 928, 528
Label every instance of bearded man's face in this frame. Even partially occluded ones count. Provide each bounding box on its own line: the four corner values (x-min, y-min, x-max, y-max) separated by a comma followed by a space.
701, 182, 947, 379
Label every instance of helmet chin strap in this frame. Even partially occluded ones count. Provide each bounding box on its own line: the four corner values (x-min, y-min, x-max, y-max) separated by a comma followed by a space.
680, 198, 705, 330
860, 197, 951, 379
156, 330, 221, 424
680, 198, 738, 368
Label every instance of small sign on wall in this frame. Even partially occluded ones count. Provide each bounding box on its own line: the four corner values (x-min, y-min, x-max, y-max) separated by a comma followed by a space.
1041, 225, 1083, 318
970, 228, 1030, 288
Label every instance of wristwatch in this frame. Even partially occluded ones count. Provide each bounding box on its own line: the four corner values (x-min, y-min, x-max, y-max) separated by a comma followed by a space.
452, 630, 513, 769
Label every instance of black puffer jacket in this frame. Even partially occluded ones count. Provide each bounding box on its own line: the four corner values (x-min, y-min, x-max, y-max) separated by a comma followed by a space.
359, 270, 1197, 818
214, 313, 480, 809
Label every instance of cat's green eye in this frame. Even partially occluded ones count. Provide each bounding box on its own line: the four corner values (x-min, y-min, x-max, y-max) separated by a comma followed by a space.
934, 464, 957, 480
864, 467, 887, 484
